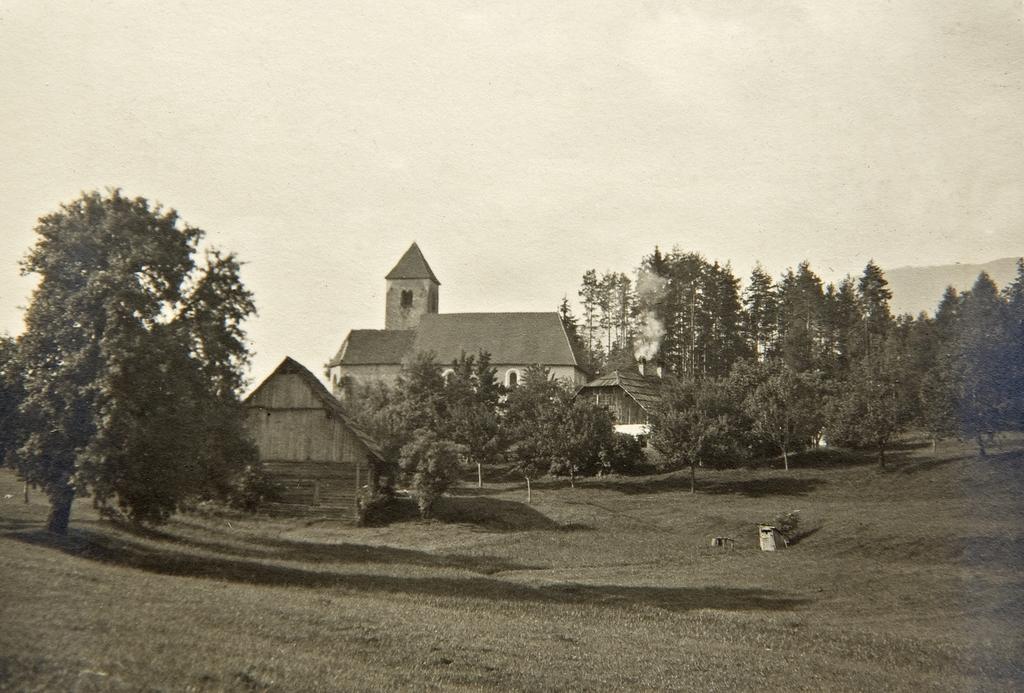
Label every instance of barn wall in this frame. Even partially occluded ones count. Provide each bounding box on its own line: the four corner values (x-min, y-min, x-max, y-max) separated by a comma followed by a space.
245, 376, 374, 518
249, 373, 322, 409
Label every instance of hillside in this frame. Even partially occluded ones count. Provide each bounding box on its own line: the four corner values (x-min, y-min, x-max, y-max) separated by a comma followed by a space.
885, 257, 1021, 317
1, 437, 1023, 690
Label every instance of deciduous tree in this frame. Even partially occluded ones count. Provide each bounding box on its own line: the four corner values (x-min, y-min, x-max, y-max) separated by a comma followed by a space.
648, 376, 735, 492
11, 190, 257, 533
743, 363, 825, 470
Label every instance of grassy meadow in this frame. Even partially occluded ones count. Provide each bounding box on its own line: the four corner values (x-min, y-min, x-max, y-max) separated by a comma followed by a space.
2, 436, 1023, 691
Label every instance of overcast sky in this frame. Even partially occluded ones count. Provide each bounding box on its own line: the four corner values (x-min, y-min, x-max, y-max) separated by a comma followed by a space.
1, 1, 1021, 384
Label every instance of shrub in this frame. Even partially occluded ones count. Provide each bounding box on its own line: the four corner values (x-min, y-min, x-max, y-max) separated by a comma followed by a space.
600, 433, 646, 475
768, 510, 801, 541
356, 485, 396, 526
398, 429, 465, 518
227, 464, 282, 513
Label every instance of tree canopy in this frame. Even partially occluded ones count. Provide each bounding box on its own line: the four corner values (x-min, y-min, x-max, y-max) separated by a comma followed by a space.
9, 190, 257, 533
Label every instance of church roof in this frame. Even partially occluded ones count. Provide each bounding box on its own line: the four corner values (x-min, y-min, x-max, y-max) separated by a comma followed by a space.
327, 330, 416, 367
385, 242, 440, 284
579, 369, 662, 412
414, 313, 580, 366
330, 312, 582, 369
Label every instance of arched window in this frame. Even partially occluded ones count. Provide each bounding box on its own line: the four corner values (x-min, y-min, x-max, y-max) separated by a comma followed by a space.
505, 369, 519, 388
400, 289, 414, 308
442, 368, 455, 384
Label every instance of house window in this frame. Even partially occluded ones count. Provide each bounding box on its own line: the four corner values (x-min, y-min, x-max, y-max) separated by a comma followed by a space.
506, 369, 519, 388
400, 290, 413, 308
442, 368, 455, 384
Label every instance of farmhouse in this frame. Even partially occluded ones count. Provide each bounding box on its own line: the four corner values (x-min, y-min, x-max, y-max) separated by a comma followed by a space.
325, 243, 589, 396
576, 362, 662, 439
244, 356, 385, 517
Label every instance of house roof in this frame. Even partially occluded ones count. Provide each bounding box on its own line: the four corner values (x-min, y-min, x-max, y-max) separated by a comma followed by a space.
385, 242, 440, 284
245, 356, 385, 462
579, 369, 662, 412
413, 312, 580, 367
326, 330, 416, 367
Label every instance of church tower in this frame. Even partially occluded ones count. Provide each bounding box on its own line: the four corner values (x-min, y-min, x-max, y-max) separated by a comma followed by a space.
385, 242, 440, 330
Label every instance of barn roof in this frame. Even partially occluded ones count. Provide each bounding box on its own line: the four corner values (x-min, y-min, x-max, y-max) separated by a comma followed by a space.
385, 242, 440, 284
414, 312, 580, 367
245, 356, 385, 462
579, 369, 662, 412
326, 330, 416, 367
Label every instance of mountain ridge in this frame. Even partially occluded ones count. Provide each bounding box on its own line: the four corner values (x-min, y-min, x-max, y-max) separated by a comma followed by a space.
884, 257, 1021, 317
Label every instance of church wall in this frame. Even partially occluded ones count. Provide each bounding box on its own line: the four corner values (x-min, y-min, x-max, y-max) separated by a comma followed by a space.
335, 364, 403, 397
494, 364, 588, 388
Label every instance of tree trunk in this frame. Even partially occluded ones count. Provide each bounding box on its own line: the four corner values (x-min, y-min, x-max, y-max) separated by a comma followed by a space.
525, 476, 532, 504
931, 437, 937, 454
782, 448, 789, 471
23, 481, 29, 504
47, 486, 74, 535
569, 466, 575, 488
877, 446, 885, 469
976, 434, 988, 458
690, 463, 696, 494
477, 463, 482, 488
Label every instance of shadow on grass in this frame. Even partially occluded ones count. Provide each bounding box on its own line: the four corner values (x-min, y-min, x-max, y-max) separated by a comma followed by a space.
7, 528, 810, 613
896, 455, 971, 475
130, 524, 536, 575
359, 495, 567, 533
787, 448, 878, 469
788, 526, 821, 546
702, 477, 826, 497
574, 473, 826, 497
428, 496, 563, 532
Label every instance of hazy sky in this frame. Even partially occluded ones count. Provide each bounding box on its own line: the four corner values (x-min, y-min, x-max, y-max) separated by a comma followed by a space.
1, 1, 1021, 384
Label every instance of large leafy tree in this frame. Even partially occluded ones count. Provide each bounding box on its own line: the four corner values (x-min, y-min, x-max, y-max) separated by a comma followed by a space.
0, 336, 24, 471
11, 190, 257, 533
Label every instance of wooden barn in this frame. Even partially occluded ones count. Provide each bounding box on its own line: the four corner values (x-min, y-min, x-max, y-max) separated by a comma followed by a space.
243, 356, 385, 518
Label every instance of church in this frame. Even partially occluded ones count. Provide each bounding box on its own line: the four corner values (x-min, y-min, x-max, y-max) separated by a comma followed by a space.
325, 243, 589, 396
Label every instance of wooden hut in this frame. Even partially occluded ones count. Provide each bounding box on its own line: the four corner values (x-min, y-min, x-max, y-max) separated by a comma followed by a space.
575, 366, 662, 440
243, 357, 385, 518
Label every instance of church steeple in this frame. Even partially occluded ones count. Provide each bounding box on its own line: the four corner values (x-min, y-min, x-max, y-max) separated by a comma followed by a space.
385, 242, 440, 284
385, 242, 440, 330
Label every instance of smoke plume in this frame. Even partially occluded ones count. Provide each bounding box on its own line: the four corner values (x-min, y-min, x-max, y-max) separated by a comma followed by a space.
634, 269, 669, 362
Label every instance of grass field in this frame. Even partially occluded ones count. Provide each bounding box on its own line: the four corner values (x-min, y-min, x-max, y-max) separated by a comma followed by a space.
2, 436, 1023, 691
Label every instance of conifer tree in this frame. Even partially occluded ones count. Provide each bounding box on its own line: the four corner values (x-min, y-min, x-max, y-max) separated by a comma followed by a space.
856, 260, 894, 357
742, 263, 777, 361
954, 272, 1011, 455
